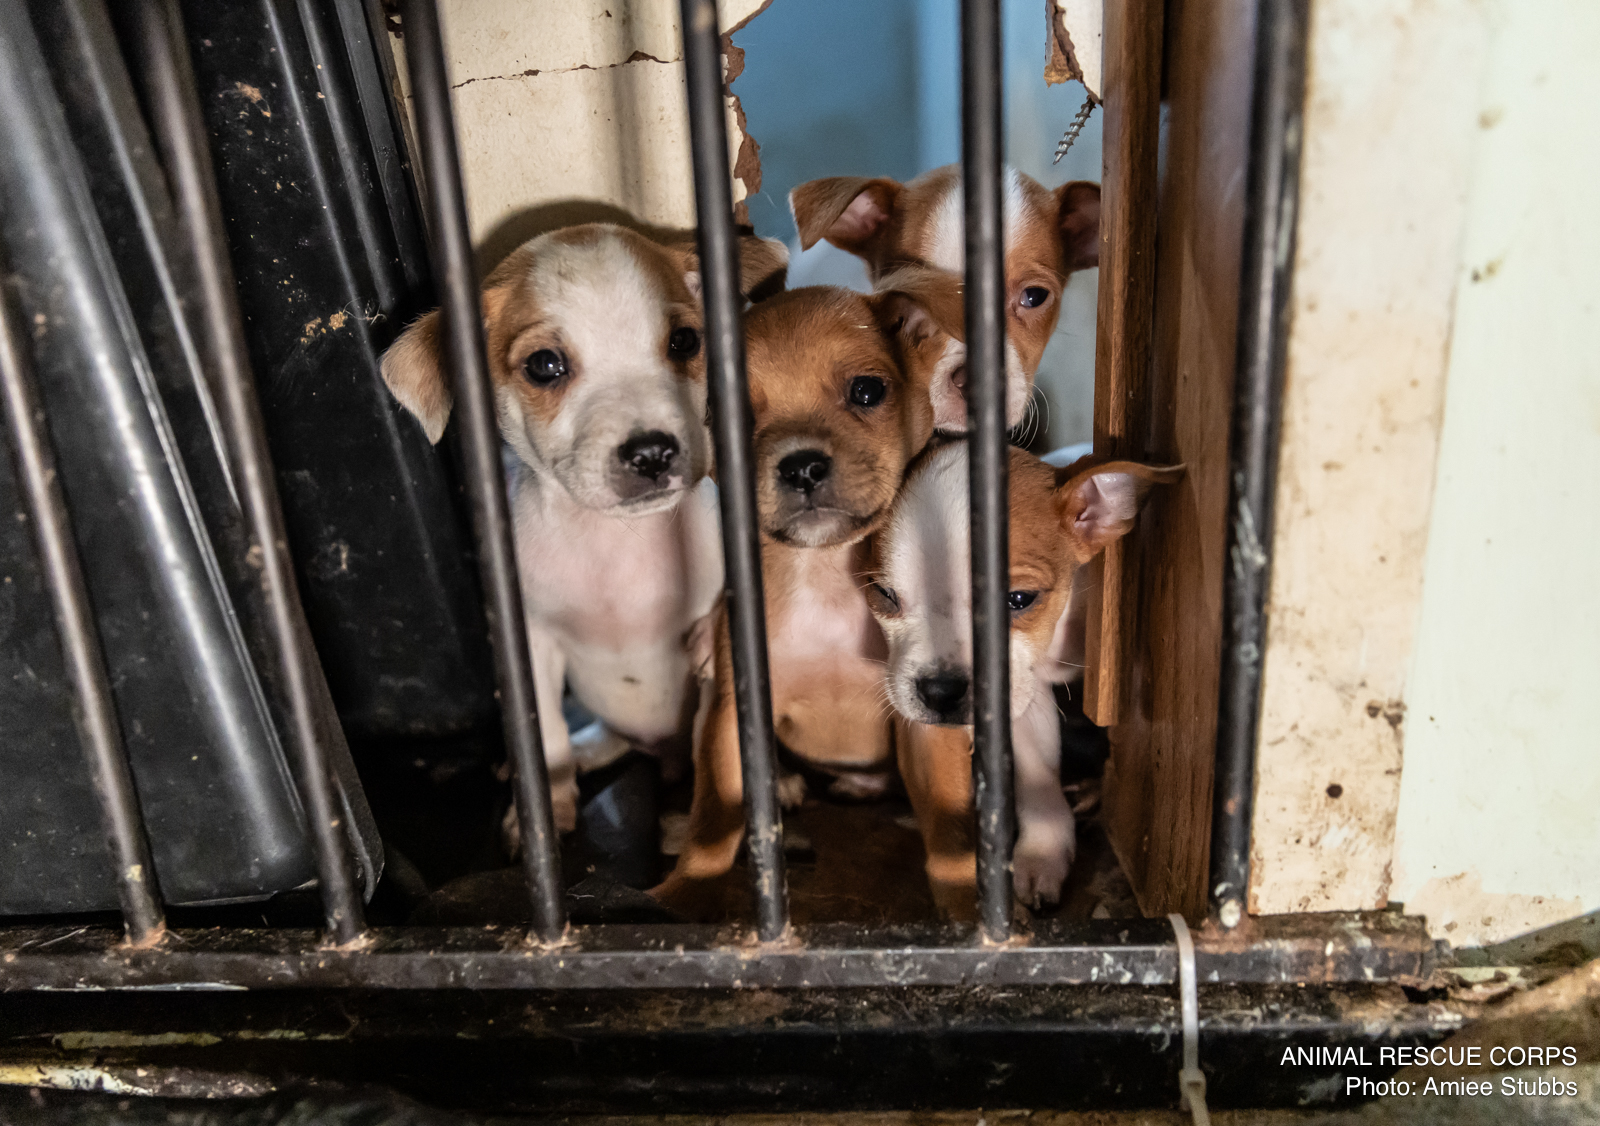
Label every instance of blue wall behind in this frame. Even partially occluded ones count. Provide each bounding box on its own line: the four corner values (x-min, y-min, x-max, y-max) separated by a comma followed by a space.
731, 0, 1104, 446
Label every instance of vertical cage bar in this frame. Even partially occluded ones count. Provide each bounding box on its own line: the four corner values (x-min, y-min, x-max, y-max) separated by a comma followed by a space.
961, 0, 1014, 941
123, 0, 367, 945
398, 0, 566, 943
0, 282, 166, 947
1210, 0, 1309, 929
678, 0, 789, 942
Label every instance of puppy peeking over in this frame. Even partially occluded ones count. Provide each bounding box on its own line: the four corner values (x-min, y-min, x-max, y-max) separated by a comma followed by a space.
790, 164, 1100, 432
866, 442, 1181, 915
380, 222, 785, 835
651, 283, 939, 917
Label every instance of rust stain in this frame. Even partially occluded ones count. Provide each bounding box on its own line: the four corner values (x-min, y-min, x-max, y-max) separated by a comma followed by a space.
231, 82, 271, 117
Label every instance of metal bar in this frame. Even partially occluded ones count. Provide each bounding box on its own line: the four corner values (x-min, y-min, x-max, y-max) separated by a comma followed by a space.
0, 912, 1434, 992
0, 283, 165, 947
122, 0, 367, 945
397, 0, 565, 943
677, 0, 789, 942
961, 0, 1014, 941
1209, 0, 1310, 929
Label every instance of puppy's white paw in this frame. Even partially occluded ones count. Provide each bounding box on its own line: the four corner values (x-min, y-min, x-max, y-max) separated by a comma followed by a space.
828, 772, 894, 801
776, 771, 808, 810
570, 721, 631, 774
501, 802, 522, 860
1012, 831, 1075, 909
552, 777, 579, 833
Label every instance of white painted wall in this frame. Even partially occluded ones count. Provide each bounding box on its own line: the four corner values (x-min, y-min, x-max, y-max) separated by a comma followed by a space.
1249, 0, 1489, 917
1389, 0, 1600, 949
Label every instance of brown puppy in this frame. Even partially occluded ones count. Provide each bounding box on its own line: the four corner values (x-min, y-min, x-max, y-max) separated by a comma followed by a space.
866, 443, 1181, 918
653, 285, 937, 916
790, 165, 1100, 430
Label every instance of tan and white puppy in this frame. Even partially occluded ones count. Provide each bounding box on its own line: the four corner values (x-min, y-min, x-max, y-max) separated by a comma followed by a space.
380, 223, 785, 832
652, 284, 938, 916
790, 165, 1100, 431
866, 442, 1181, 913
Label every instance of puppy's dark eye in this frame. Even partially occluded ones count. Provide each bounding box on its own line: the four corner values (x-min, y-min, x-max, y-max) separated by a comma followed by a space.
1019, 287, 1050, 309
867, 581, 900, 614
668, 326, 700, 359
849, 375, 887, 408
1007, 590, 1039, 613
523, 348, 569, 386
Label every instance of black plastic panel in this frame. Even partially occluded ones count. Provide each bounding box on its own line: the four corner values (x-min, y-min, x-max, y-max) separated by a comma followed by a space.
173, 0, 498, 742
0, 0, 316, 912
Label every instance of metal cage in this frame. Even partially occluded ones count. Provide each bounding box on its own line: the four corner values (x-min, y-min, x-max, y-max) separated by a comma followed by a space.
0, 0, 1449, 1113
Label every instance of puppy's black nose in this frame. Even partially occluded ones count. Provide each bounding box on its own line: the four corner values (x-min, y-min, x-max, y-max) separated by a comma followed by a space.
617, 431, 679, 481
777, 450, 831, 494
916, 673, 970, 717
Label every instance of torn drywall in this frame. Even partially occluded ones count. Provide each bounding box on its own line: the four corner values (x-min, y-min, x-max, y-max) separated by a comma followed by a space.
1045, 0, 1101, 100
388, 0, 769, 269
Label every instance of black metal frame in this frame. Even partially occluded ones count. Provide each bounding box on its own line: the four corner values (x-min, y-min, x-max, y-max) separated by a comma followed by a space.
0, 0, 1373, 1048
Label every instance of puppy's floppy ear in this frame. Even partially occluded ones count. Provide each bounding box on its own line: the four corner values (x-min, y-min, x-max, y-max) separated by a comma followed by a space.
379, 309, 451, 445
871, 265, 965, 347
789, 176, 901, 255
1055, 459, 1184, 561
868, 274, 962, 444
735, 234, 789, 303
671, 234, 790, 303
1055, 180, 1101, 272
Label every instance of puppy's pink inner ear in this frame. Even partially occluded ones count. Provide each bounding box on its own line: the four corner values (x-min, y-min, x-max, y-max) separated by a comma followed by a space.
830, 191, 891, 245
1063, 470, 1140, 556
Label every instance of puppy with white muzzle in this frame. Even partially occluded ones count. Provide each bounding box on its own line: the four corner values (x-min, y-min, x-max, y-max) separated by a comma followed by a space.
380, 223, 786, 834
865, 441, 1181, 916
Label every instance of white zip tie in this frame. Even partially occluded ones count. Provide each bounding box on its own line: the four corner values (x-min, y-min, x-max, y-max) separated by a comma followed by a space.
1169, 913, 1211, 1126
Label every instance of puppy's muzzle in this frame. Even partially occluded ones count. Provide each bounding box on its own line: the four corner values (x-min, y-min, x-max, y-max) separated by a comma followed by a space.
612, 429, 682, 499
914, 670, 972, 724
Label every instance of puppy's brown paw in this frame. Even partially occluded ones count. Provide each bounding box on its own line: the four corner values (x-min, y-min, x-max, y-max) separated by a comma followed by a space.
648, 871, 730, 923
500, 779, 580, 860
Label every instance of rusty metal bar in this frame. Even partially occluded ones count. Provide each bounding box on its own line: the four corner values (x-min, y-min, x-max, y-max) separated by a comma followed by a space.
397, 0, 566, 943
1210, 0, 1310, 930
677, 0, 790, 942
0, 913, 1435, 992
961, 0, 1015, 941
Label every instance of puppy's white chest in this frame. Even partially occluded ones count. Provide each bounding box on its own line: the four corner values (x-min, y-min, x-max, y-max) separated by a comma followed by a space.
513, 475, 721, 650
769, 563, 880, 667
